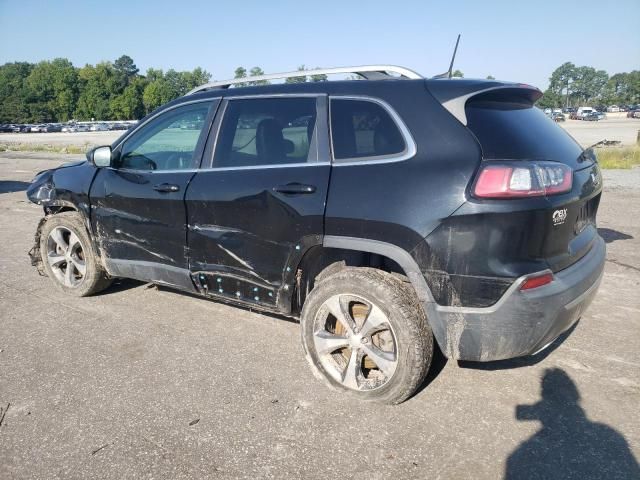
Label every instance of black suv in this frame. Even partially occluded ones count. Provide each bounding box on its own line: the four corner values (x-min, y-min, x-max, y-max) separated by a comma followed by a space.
27, 65, 605, 404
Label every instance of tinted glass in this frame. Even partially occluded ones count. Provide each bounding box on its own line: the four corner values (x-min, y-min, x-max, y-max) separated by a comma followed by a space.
119, 102, 211, 170
466, 101, 583, 163
330, 99, 406, 160
214, 97, 317, 168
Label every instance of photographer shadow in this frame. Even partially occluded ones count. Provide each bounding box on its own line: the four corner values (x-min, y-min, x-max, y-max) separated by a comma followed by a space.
506, 368, 639, 480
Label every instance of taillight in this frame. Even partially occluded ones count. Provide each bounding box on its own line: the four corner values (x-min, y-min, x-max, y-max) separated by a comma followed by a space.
520, 272, 554, 291
473, 161, 573, 198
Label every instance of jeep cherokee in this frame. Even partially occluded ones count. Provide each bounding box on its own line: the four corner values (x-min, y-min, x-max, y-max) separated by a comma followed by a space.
27, 65, 605, 404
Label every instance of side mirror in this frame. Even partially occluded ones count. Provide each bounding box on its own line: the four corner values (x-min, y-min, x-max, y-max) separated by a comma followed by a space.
88, 146, 112, 167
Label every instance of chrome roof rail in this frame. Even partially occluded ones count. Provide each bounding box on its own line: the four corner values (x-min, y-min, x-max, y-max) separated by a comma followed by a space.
185, 65, 423, 95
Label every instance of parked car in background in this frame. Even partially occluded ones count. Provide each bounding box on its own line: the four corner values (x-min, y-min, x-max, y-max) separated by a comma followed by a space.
595, 111, 606, 120
89, 123, 109, 132
26, 66, 606, 404
583, 112, 600, 121
576, 107, 595, 119
627, 108, 640, 118
552, 112, 566, 122
42, 124, 63, 133
606, 105, 620, 112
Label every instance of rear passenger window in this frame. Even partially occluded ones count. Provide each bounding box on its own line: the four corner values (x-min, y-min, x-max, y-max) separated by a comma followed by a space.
330, 99, 406, 161
213, 97, 318, 168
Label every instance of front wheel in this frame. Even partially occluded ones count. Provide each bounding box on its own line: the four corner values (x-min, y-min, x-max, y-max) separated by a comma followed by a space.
39, 212, 112, 297
300, 267, 433, 404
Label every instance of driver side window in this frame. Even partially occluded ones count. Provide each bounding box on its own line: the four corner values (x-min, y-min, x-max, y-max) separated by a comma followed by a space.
118, 101, 212, 171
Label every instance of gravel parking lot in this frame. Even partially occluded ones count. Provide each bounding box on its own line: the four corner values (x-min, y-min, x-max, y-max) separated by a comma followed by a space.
0, 153, 639, 479
560, 116, 640, 147
1, 116, 639, 150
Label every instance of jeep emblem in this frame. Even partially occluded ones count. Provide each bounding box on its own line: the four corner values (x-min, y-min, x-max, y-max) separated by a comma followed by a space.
552, 208, 568, 226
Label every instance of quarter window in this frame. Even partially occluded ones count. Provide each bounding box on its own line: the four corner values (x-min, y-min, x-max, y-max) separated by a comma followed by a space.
213, 97, 318, 168
118, 102, 212, 171
330, 98, 406, 161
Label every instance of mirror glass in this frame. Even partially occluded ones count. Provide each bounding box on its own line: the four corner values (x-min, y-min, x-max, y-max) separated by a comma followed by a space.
93, 146, 112, 167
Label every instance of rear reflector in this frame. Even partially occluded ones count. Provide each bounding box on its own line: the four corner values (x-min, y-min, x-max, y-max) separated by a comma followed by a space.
473, 161, 572, 198
520, 273, 554, 291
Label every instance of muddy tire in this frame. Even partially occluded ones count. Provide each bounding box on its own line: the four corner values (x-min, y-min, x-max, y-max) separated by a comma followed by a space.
39, 212, 112, 297
300, 267, 433, 404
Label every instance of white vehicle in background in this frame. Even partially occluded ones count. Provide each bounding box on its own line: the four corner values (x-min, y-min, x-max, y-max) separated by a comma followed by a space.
89, 123, 109, 132
606, 105, 620, 113
552, 108, 562, 114
576, 107, 595, 120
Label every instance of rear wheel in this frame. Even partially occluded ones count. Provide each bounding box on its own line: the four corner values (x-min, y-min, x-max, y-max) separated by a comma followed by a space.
300, 267, 433, 404
39, 212, 112, 296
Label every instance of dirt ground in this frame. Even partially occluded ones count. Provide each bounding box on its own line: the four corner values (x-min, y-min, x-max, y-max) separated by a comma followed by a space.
0, 152, 638, 479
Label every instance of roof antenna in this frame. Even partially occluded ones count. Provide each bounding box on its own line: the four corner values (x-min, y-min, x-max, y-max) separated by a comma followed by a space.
432, 34, 461, 79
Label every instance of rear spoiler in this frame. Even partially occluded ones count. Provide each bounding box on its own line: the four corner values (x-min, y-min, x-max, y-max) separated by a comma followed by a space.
425, 79, 542, 126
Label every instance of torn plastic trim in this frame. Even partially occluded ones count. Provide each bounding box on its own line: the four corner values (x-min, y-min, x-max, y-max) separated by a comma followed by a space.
28, 216, 49, 276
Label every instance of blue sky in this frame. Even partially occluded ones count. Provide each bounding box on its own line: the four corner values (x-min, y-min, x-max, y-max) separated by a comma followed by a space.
0, 0, 638, 89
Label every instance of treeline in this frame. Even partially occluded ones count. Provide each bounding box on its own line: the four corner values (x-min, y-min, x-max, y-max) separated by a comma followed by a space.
0, 55, 212, 123
0, 57, 333, 124
538, 62, 640, 108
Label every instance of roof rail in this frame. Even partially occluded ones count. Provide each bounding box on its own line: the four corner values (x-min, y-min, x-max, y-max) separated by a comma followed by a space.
185, 65, 423, 95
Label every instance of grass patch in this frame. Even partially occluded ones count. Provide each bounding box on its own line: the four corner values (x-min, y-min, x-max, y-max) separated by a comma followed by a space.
0, 142, 91, 155
596, 145, 640, 169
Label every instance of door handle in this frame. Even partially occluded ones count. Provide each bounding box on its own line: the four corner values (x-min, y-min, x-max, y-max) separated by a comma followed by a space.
153, 183, 180, 193
273, 183, 316, 194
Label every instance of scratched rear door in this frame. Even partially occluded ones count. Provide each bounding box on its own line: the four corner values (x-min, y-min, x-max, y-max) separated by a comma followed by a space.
185, 95, 331, 311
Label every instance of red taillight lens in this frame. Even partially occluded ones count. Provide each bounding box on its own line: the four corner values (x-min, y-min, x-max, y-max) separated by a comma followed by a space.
520, 272, 554, 291
473, 162, 572, 199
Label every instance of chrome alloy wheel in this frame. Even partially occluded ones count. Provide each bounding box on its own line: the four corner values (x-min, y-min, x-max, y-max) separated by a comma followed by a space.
312, 294, 398, 391
46, 226, 86, 288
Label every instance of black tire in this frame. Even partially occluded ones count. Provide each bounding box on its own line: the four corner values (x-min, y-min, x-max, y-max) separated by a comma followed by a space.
300, 267, 433, 404
39, 212, 112, 297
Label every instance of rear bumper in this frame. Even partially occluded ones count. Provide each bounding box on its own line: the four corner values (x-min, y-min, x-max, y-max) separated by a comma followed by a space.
425, 235, 605, 361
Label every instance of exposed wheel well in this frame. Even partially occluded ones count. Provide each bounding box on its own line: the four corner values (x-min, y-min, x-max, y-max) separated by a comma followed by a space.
44, 205, 77, 215
292, 246, 408, 315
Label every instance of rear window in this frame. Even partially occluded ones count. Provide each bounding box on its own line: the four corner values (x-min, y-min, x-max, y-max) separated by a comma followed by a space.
466, 101, 582, 163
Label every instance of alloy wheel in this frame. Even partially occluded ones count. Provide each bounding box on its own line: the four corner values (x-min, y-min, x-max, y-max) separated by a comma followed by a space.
312, 294, 398, 391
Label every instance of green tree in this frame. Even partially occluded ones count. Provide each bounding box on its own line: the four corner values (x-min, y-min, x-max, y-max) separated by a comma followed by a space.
248, 66, 269, 85
486, 75, 495, 80
0, 62, 34, 122
549, 62, 577, 107
452, 69, 464, 78
75, 62, 117, 120
310, 67, 328, 82
537, 89, 562, 108
113, 55, 139, 91
234, 66, 248, 87
286, 65, 308, 83
26, 58, 78, 122
142, 78, 174, 113
110, 76, 147, 120
571, 66, 608, 104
